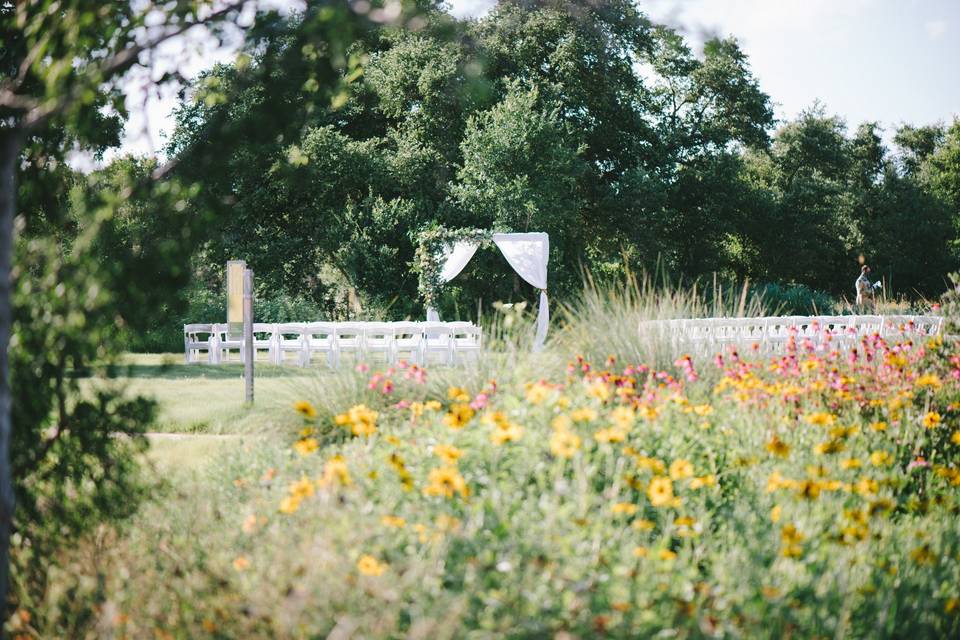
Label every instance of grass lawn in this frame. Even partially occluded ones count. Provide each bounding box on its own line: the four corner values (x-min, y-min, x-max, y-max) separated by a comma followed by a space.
86, 353, 331, 435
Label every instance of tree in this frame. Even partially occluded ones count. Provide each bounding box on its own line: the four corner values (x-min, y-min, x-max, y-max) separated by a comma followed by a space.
2, 0, 252, 615
451, 83, 587, 297
1, 0, 375, 622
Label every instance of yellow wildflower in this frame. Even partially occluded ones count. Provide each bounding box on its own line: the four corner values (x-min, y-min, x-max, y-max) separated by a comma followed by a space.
447, 386, 470, 402
637, 404, 660, 421
689, 474, 716, 489
669, 459, 694, 480
381, 515, 406, 528
765, 436, 790, 458
632, 519, 655, 531
433, 444, 464, 465
293, 400, 317, 419
855, 477, 879, 496
490, 422, 524, 445
870, 421, 888, 432
443, 403, 475, 429
423, 466, 469, 499
594, 426, 627, 444
551, 414, 573, 431
550, 429, 581, 458
805, 412, 837, 427
587, 379, 612, 402
610, 406, 635, 429
424, 400, 442, 411
909, 544, 936, 565
318, 455, 351, 488
952, 431, 960, 445
611, 502, 638, 515
571, 407, 599, 423
636, 456, 666, 474
633, 546, 649, 558
915, 374, 942, 389
692, 404, 713, 417
922, 411, 942, 429
647, 476, 674, 507
289, 476, 316, 499
840, 457, 863, 470
813, 440, 845, 455
335, 404, 378, 437
525, 381, 552, 405
781, 524, 804, 558
293, 438, 319, 456
770, 505, 782, 523
279, 495, 301, 514
357, 554, 388, 576
870, 450, 893, 467
658, 548, 677, 561
481, 411, 510, 428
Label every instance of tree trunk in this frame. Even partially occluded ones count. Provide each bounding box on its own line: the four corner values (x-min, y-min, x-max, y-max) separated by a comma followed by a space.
0, 130, 20, 621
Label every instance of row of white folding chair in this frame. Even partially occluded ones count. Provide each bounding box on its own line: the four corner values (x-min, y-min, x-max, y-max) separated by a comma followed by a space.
281, 321, 483, 368
184, 322, 482, 367
639, 315, 944, 355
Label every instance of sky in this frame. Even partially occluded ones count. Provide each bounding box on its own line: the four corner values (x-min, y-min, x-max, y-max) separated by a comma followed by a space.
112, 0, 960, 161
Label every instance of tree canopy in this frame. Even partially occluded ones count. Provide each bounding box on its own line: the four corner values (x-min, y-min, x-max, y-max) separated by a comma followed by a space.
162, 1, 958, 321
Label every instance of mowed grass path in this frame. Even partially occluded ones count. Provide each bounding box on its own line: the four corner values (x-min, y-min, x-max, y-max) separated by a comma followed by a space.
89, 353, 330, 434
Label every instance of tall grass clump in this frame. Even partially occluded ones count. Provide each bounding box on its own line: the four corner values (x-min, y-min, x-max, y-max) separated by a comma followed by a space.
556, 270, 767, 368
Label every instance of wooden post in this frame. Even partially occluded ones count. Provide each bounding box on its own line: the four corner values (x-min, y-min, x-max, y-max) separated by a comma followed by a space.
243, 268, 254, 404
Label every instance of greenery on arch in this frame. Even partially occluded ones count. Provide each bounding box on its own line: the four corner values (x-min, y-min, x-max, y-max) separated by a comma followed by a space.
413, 226, 498, 307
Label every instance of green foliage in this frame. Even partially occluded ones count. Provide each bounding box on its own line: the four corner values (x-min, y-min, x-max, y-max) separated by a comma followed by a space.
413, 227, 495, 307
753, 282, 837, 316
126, 281, 331, 353
2, 0, 377, 628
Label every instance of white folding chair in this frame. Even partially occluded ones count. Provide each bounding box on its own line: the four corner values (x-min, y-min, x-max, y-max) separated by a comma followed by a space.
814, 315, 854, 349
763, 317, 795, 354
855, 315, 883, 338
183, 324, 218, 364
252, 323, 277, 363
392, 322, 423, 365
451, 322, 482, 366
421, 322, 454, 366
363, 323, 395, 364
303, 322, 335, 367
881, 315, 914, 338
912, 316, 943, 337
276, 323, 307, 366
333, 323, 365, 368
214, 323, 244, 363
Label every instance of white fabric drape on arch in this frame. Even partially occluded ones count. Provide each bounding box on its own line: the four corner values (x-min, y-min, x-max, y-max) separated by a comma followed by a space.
425, 232, 549, 350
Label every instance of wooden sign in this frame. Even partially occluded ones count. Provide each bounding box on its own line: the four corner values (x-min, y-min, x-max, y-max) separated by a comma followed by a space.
227, 260, 246, 337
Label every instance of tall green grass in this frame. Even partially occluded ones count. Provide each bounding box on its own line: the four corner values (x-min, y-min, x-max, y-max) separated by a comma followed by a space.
555, 271, 767, 367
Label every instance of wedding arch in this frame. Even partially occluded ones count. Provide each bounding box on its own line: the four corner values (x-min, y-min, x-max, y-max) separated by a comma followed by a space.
414, 227, 550, 350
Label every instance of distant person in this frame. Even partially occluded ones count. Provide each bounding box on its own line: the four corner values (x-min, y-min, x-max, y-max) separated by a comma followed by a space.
855, 265, 876, 310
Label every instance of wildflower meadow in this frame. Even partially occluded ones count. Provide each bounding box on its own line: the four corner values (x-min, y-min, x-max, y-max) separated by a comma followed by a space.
22, 317, 960, 638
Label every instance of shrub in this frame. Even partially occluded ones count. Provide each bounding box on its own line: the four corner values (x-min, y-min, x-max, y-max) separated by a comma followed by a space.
123, 282, 331, 353
753, 282, 837, 315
